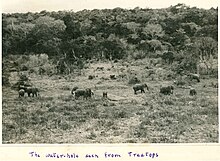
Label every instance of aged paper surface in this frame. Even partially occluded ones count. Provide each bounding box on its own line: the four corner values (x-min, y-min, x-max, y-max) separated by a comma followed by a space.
1, 0, 219, 160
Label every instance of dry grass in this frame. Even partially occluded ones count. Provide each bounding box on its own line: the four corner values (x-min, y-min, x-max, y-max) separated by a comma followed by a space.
2, 60, 218, 143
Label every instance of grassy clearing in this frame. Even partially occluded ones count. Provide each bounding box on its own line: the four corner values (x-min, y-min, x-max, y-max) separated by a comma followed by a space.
2, 60, 218, 143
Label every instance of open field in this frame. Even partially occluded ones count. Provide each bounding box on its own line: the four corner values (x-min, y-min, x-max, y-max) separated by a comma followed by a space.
2, 60, 218, 143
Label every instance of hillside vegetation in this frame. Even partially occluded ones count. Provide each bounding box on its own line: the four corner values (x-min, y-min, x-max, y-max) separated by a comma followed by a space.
2, 4, 218, 143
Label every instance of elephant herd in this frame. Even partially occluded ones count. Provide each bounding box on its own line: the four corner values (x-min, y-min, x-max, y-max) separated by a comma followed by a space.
69, 82, 197, 100
18, 82, 197, 99
133, 83, 177, 95
18, 76, 199, 99
18, 85, 39, 97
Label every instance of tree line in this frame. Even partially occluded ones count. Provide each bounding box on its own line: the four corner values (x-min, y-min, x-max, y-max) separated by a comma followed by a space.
2, 3, 218, 73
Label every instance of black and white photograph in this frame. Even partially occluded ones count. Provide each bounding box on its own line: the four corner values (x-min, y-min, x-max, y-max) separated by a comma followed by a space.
1, 0, 218, 144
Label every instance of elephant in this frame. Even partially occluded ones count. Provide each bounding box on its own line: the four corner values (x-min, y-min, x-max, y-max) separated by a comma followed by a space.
71, 86, 79, 95
74, 88, 94, 99
133, 83, 149, 94
103, 92, 108, 98
25, 87, 39, 97
18, 89, 25, 97
160, 85, 174, 95
189, 88, 197, 96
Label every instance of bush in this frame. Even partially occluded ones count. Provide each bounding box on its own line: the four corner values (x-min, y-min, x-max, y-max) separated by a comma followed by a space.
28, 54, 45, 67
17, 54, 50, 69
12, 54, 55, 75
131, 51, 146, 60
20, 65, 29, 71
128, 76, 141, 85
29, 69, 35, 73
41, 63, 56, 75
88, 75, 95, 80
38, 54, 49, 65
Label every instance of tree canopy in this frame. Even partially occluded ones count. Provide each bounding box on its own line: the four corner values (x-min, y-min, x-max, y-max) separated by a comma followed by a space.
2, 4, 218, 64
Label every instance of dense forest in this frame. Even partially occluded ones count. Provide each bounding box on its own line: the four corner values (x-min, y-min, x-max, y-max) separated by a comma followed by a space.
2, 3, 218, 74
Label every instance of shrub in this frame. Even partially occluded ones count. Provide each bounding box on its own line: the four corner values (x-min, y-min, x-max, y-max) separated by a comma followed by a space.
27, 54, 48, 67
88, 75, 95, 80
39, 67, 46, 75
131, 51, 146, 60
41, 63, 56, 76
128, 76, 141, 85
38, 54, 49, 65
20, 65, 29, 71
29, 69, 35, 73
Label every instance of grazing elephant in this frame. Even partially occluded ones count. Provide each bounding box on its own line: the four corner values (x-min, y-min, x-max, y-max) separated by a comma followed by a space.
189, 88, 197, 96
88, 75, 95, 80
103, 92, 108, 98
71, 86, 79, 94
25, 87, 39, 97
18, 89, 25, 97
133, 83, 149, 94
84, 88, 94, 99
74, 88, 94, 99
160, 85, 174, 95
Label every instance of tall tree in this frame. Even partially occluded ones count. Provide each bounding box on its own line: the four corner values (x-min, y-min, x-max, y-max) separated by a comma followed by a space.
27, 16, 66, 55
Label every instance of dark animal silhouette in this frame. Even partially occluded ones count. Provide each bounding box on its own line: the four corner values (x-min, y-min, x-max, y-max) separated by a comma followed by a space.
18, 85, 26, 91
110, 75, 116, 80
160, 85, 174, 95
71, 86, 79, 94
88, 75, 95, 80
103, 92, 108, 98
18, 89, 25, 97
25, 87, 39, 97
74, 88, 94, 99
133, 83, 149, 94
85, 88, 94, 99
189, 88, 197, 96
